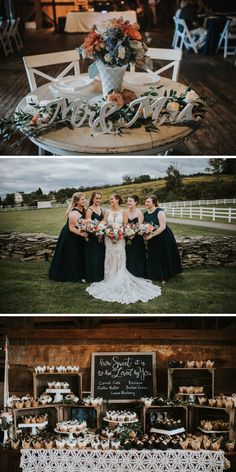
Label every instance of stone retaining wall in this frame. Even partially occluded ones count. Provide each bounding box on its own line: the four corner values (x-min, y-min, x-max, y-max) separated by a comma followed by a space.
0, 233, 236, 268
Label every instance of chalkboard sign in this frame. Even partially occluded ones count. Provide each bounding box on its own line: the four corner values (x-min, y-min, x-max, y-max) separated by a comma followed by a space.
91, 352, 156, 402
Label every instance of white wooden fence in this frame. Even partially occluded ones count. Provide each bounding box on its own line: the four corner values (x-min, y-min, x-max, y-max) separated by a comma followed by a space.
162, 198, 236, 208
164, 206, 236, 223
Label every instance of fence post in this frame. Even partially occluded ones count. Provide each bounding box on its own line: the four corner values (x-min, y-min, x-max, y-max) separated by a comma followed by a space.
180, 208, 183, 218
200, 207, 202, 220
228, 208, 231, 223
212, 208, 215, 222
190, 208, 192, 219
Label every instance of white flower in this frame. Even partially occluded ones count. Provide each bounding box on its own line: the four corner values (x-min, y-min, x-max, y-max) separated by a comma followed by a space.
104, 53, 112, 63
23, 105, 38, 115
129, 40, 143, 49
184, 90, 199, 103
167, 102, 180, 113
97, 20, 112, 33
118, 46, 126, 59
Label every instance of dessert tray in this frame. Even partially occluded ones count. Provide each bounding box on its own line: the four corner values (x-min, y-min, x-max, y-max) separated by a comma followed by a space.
18, 421, 48, 435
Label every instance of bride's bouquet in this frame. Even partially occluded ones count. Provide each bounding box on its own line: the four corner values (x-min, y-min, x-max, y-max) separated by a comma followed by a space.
105, 223, 124, 244
123, 223, 139, 245
86, 220, 106, 243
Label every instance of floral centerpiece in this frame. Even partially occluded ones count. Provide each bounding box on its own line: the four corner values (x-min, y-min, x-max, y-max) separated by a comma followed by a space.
78, 17, 150, 96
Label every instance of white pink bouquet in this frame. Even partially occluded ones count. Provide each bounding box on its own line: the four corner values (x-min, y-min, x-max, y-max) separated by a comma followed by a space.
138, 223, 159, 238
86, 220, 106, 243
124, 223, 139, 245
105, 223, 124, 244
76, 218, 89, 241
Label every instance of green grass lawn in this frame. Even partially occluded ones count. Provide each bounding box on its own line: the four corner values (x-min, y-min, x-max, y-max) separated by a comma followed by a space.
0, 208, 235, 238
0, 261, 235, 314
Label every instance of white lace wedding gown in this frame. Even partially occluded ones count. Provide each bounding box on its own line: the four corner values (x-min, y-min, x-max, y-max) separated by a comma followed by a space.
86, 211, 161, 304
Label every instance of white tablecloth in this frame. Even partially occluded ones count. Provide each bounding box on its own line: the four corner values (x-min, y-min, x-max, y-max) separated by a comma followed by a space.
20, 449, 230, 472
65, 11, 137, 33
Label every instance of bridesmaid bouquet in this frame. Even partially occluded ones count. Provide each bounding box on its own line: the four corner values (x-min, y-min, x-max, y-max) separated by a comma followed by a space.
105, 223, 124, 244
86, 220, 106, 243
138, 223, 159, 238
76, 219, 89, 241
124, 223, 139, 245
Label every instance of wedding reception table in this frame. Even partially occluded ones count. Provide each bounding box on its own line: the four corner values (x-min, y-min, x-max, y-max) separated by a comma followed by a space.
64, 11, 137, 33
20, 448, 230, 472
17, 73, 196, 155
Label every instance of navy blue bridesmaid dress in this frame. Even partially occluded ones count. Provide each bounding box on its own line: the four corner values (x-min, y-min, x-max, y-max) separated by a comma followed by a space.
49, 208, 85, 282
125, 216, 146, 278
85, 210, 105, 282
144, 207, 182, 281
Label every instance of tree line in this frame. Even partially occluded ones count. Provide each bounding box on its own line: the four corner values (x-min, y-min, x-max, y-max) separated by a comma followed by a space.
1, 159, 235, 207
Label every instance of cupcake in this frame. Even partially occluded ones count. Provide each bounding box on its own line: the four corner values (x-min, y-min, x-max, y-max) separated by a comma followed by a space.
32, 440, 42, 450
22, 439, 31, 449
56, 438, 65, 449
44, 440, 53, 450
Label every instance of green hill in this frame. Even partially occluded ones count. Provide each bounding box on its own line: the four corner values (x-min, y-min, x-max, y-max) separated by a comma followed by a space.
82, 175, 235, 204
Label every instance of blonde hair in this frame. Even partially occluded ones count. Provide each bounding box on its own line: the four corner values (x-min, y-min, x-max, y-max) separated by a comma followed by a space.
65, 192, 85, 217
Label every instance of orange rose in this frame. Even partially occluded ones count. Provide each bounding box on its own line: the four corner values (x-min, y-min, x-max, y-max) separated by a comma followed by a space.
122, 89, 137, 104
107, 91, 124, 108
82, 31, 103, 54
122, 24, 142, 41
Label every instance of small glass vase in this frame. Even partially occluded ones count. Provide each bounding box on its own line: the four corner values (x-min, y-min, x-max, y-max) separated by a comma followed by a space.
96, 61, 127, 97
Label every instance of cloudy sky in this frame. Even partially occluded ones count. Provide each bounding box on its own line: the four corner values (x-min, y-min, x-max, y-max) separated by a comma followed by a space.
0, 157, 209, 196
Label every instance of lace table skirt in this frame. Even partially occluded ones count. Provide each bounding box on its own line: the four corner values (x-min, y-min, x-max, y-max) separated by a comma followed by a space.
20, 449, 230, 472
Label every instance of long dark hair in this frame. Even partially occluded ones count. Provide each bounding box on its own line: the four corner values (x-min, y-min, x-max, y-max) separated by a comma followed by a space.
89, 191, 102, 207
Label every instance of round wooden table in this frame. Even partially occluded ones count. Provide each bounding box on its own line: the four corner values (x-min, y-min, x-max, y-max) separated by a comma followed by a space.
18, 73, 195, 155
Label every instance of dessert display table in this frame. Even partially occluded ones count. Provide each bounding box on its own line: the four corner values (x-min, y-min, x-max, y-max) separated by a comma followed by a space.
20, 448, 230, 472
64, 11, 137, 33
17, 74, 194, 155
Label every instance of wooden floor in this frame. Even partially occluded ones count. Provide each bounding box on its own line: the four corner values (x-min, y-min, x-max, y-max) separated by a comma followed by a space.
0, 27, 236, 155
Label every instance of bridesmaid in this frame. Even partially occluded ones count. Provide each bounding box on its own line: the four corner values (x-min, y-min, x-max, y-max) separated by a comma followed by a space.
49, 192, 87, 282
85, 192, 105, 282
125, 195, 146, 278
143, 195, 182, 282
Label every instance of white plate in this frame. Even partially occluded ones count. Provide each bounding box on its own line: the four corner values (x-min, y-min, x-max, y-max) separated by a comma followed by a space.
52, 75, 94, 92
124, 72, 160, 87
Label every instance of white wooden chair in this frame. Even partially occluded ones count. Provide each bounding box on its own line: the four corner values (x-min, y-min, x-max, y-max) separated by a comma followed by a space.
147, 48, 183, 81
23, 50, 81, 91
9, 18, 23, 52
131, 48, 182, 82
0, 20, 14, 56
217, 18, 236, 58
172, 17, 198, 54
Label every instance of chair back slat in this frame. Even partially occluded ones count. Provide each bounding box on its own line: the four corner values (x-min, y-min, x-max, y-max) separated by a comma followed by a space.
148, 47, 183, 81
23, 50, 81, 91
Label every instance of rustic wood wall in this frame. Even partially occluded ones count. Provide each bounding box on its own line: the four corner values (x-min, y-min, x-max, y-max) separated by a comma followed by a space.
2, 322, 235, 407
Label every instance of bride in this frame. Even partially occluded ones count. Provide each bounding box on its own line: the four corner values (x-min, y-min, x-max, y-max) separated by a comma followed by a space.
86, 193, 161, 304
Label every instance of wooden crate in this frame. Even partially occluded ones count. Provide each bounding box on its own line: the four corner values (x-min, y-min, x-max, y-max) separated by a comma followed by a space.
142, 405, 189, 433
168, 368, 215, 399
33, 372, 83, 399
189, 404, 236, 441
